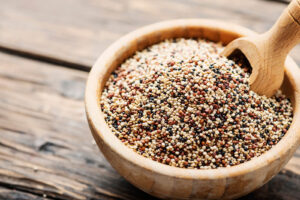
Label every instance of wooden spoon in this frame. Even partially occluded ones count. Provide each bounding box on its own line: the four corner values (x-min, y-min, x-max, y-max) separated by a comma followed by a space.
221, 0, 300, 97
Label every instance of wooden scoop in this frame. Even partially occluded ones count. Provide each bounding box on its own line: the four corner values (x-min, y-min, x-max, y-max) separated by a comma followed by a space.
221, 0, 300, 97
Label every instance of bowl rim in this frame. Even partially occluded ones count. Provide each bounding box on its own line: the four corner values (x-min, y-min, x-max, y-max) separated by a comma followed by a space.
85, 19, 300, 180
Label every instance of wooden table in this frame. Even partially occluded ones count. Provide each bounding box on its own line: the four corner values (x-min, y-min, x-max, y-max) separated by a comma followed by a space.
0, 0, 299, 199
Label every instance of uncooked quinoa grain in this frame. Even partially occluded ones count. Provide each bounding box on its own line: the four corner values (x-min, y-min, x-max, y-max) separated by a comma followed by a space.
100, 38, 293, 169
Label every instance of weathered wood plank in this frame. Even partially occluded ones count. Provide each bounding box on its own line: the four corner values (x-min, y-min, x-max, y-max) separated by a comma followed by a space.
0, 52, 299, 199
0, 188, 51, 200
0, 53, 154, 200
0, 0, 299, 68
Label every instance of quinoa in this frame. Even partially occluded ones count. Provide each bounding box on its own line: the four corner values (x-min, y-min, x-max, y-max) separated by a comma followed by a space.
100, 38, 293, 169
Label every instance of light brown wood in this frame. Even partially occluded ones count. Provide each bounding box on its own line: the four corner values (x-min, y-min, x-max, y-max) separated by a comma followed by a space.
222, 0, 300, 97
85, 19, 300, 200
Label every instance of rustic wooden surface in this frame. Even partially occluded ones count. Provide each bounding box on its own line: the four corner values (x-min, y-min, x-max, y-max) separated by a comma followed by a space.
0, 0, 299, 69
0, 0, 299, 199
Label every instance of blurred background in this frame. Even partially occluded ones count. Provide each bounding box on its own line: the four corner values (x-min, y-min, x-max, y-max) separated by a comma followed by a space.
0, 0, 298, 69
0, 0, 299, 200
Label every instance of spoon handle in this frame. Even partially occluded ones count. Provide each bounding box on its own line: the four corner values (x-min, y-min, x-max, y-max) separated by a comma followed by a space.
264, 0, 300, 56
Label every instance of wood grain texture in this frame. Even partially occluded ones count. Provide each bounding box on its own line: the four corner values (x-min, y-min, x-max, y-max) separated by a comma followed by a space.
0, 51, 299, 199
0, 0, 299, 68
0, 52, 154, 200
0, 0, 300, 199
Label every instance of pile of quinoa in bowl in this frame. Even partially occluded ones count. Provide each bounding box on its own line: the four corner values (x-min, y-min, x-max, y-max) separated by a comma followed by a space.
100, 38, 293, 169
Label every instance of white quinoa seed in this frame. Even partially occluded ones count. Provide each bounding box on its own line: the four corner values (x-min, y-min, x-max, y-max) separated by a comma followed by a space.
100, 38, 293, 169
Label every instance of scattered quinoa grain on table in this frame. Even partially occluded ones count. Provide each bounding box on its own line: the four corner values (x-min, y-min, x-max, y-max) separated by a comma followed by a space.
100, 38, 293, 169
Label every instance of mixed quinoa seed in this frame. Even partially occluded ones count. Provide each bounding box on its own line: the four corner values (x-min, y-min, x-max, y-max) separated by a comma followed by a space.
100, 38, 293, 169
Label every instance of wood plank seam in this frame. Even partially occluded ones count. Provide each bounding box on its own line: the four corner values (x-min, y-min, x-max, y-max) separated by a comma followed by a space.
0, 45, 90, 72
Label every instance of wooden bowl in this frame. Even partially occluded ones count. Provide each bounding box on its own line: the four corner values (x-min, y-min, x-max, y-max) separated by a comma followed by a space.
85, 19, 300, 200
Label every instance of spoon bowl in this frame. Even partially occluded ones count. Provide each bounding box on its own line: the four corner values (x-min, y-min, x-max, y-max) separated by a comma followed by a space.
85, 19, 300, 200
